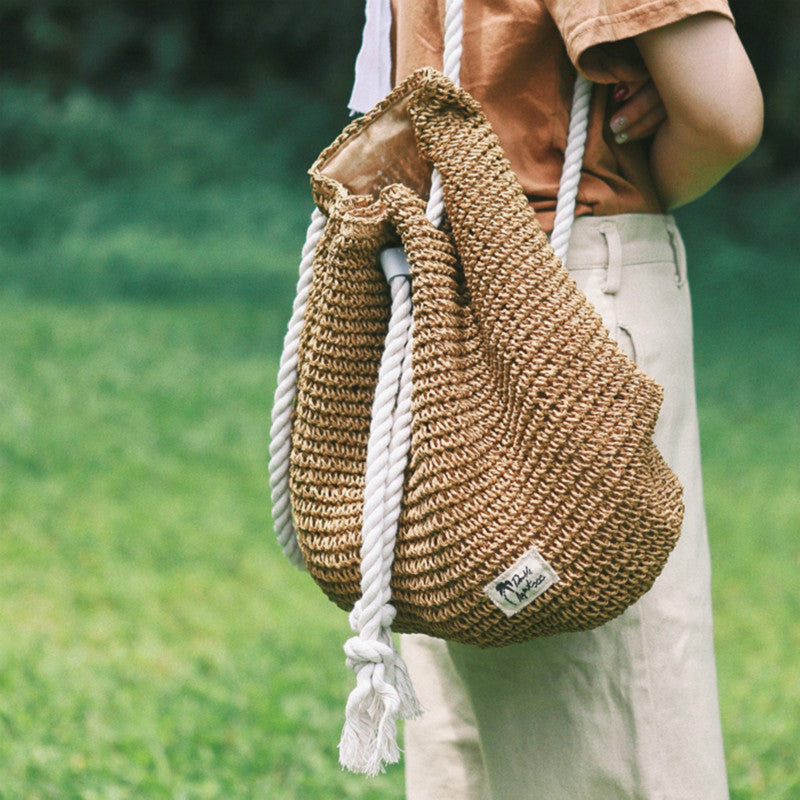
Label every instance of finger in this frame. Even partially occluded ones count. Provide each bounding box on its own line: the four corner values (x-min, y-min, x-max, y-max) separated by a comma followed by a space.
613, 79, 649, 103
609, 80, 664, 141
610, 103, 667, 143
613, 80, 662, 123
624, 103, 667, 140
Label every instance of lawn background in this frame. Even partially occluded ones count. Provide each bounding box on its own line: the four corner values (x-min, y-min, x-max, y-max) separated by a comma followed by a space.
0, 80, 797, 799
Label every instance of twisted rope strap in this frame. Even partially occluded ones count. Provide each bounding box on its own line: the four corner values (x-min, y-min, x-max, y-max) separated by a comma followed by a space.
551, 73, 592, 262
268, 207, 327, 568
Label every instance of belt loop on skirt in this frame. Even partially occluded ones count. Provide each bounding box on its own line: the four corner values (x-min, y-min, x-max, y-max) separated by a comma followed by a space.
666, 218, 687, 288
599, 221, 623, 295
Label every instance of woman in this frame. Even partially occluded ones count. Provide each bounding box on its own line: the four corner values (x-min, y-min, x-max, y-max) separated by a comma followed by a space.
392, 2, 763, 798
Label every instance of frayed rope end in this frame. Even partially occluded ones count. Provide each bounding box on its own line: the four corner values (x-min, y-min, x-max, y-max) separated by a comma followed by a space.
338, 634, 422, 775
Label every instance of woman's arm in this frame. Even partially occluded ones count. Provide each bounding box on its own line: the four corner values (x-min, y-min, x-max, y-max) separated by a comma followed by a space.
633, 13, 763, 209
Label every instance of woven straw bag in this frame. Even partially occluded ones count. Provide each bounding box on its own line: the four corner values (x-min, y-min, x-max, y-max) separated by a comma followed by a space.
269, 1, 683, 775
283, 66, 683, 641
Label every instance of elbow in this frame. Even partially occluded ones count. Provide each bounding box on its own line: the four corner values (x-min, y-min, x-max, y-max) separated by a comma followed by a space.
696, 77, 765, 167
716, 92, 764, 164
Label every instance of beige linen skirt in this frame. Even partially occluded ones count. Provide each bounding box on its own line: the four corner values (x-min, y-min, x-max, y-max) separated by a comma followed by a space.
401, 213, 729, 800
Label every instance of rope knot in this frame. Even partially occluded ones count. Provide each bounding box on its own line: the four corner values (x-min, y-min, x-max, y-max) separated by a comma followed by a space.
343, 634, 396, 669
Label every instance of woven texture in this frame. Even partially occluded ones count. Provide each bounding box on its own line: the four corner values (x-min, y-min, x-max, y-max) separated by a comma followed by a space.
289, 69, 684, 647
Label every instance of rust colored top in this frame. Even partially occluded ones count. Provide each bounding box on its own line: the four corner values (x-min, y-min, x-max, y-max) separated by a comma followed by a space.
391, 0, 733, 231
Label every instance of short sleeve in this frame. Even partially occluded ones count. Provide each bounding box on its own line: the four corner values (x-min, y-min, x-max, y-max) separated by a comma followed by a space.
543, 0, 734, 82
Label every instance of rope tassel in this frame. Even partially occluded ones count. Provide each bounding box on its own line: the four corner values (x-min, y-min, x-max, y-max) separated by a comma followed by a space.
339, 607, 421, 775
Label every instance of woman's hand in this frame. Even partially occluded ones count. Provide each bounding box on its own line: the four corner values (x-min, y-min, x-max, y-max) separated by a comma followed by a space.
579, 39, 667, 143
609, 80, 667, 145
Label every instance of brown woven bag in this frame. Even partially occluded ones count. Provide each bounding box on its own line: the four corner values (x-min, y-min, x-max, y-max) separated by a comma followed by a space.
285, 67, 684, 647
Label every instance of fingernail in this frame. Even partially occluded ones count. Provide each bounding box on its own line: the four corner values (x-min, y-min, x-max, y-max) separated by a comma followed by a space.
613, 83, 630, 102
610, 116, 627, 134
614, 131, 629, 145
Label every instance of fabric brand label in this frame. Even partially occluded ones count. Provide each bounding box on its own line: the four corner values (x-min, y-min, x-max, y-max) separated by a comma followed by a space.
483, 546, 559, 617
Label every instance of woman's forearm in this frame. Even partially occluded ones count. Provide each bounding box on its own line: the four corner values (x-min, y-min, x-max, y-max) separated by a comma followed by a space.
635, 14, 763, 209
647, 112, 756, 209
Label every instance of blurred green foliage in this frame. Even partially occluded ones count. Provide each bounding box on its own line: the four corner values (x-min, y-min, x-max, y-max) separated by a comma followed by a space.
0, 0, 797, 171
728, 0, 800, 172
0, 0, 363, 102
0, 77, 345, 303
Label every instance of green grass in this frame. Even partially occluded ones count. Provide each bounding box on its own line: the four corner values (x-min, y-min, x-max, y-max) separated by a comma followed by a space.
0, 79, 797, 798
0, 298, 403, 799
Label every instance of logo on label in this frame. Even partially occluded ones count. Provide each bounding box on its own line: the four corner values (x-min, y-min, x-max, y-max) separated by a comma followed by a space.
484, 546, 559, 617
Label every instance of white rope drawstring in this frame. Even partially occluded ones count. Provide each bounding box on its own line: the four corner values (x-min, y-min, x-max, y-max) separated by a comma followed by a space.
270, 0, 591, 775
338, 0, 465, 774
338, 268, 420, 774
